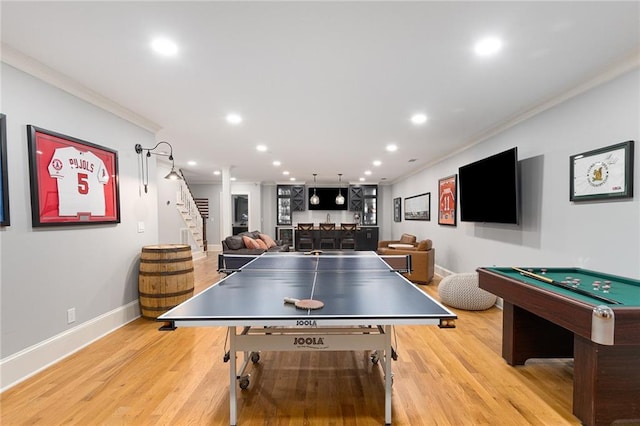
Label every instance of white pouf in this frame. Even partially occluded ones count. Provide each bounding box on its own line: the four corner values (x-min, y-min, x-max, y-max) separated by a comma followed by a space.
438, 272, 497, 311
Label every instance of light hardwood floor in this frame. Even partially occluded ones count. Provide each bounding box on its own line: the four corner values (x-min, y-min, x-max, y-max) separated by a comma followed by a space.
1, 253, 579, 425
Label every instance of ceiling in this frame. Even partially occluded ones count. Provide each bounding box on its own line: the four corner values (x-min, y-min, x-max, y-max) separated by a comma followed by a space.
2, 1, 639, 185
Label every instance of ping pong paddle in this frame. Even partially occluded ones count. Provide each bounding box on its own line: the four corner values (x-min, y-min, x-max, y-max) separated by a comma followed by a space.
284, 297, 324, 310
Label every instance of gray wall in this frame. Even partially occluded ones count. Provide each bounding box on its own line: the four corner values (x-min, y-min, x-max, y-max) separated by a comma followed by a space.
0, 63, 159, 358
387, 69, 640, 278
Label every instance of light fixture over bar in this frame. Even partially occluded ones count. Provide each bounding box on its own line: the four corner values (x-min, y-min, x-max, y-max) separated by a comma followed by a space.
335, 173, 345, 205
310, 173, 320, 205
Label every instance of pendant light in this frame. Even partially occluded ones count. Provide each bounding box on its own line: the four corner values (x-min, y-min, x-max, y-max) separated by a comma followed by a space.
310, 173, 320, 205
335, 173, 345, 205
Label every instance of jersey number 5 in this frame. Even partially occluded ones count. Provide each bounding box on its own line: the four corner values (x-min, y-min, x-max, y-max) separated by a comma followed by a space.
78, 173, 89, 195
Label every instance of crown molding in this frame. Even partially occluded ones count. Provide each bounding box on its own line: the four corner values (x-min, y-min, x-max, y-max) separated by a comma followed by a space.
1, 43, 162, 133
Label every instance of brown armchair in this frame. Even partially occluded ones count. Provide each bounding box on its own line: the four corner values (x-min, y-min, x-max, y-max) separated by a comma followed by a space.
377, 238, 435, 284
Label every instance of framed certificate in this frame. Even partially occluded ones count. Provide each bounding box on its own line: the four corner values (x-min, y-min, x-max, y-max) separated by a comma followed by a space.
27, 125, 120, 226
570, 141, 634, 202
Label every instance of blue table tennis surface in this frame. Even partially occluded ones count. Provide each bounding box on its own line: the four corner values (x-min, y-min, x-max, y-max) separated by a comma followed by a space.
158, 252, 455, 325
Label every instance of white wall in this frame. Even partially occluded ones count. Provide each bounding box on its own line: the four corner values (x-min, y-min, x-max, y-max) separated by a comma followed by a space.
0, 64, 160, 388
388, 69, 640, 278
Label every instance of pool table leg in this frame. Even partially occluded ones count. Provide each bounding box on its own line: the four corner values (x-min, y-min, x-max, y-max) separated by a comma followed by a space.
573, 335, 640, 426
502, 302, 574, 365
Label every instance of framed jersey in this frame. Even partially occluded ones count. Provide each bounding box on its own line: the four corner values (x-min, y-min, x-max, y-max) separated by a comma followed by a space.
27, 125, 120, 227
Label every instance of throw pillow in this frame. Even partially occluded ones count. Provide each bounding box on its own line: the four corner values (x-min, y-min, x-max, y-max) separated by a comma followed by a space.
259, 233, 277, 249
226, 235, 244, 250
255, 238, 268, 250
242, 235, 261, 250
400, 233, 417, 244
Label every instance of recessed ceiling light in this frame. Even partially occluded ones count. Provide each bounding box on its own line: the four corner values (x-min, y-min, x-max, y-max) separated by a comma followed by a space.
226, 113, 243, 125
283, 170, 290, 175
359, 177, 365, 182
474, 37, 503, 56
289, 177, 296, 181
256, 144, 267, 152
373, 160, 382, 166
364, 170, 372, 175
410, 113, 427, 125
386, 144, 398, 152
187, 161, 197, 166
230, 177, 237, 181
151, 37, 178, 56
273, 160, 281, 166
213, 170, 221, 175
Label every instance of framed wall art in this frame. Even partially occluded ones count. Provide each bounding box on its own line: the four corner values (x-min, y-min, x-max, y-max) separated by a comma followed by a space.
438, 174, 457, 226
393, 197, 402, 222
27, 125, 120, 227
570, 140, 634, 202
0, 114, 9, 226
404, 192, 430, 221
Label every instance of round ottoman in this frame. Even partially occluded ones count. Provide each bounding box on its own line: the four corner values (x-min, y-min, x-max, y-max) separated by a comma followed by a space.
438, 272, 497, 310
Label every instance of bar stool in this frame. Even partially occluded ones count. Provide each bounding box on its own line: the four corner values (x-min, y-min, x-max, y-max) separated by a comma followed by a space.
297, 223, 314, 251
318, 223, 336, 249
340, 223, 357, 250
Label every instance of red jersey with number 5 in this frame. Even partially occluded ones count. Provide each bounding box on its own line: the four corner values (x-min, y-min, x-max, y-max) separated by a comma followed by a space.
48, 147, 109, 216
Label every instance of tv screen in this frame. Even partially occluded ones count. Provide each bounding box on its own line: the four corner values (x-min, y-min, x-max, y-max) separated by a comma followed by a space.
308, 187, 348, 210
458, 147, 519, 224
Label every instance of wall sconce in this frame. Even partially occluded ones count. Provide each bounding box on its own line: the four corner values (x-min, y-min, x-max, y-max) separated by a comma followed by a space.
335, 173, 345, 205
310, 173, 320, 205
135, 141, 182, 193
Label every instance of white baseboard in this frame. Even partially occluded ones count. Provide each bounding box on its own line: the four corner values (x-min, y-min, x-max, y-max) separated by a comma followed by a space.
0, 301, 140, 392
435, 264, 455, 278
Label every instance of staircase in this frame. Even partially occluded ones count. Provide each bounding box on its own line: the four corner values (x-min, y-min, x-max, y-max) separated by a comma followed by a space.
175, 173, 208, 255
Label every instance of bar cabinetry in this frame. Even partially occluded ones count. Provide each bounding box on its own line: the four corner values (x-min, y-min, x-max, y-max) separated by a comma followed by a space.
277, 185, 305, 225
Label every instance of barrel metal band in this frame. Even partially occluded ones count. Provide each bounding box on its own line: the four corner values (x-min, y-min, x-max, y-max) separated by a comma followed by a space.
139, 288, 194, 298
142, 246, 191, 253
139, 267, 194, 276
140, 256, 193, 263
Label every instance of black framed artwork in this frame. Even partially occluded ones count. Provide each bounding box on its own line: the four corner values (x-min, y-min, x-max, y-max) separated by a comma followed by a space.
393, 197, 401, 222
27, 125, 120, 227
0, 114, 9, 226
404, 192, 430, 221
570, 140, 634, 202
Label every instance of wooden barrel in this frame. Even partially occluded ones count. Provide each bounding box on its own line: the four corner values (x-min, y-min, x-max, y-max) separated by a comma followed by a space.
138, 244, 194, 319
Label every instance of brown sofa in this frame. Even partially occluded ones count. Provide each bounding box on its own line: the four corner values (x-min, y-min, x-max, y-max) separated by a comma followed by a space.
377, 235, 435, 284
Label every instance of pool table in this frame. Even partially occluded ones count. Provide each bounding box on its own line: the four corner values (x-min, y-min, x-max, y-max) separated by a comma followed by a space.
478, 267, 640, 426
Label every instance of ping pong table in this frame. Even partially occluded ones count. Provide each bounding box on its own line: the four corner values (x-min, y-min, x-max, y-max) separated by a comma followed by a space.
158, 252, 457, 425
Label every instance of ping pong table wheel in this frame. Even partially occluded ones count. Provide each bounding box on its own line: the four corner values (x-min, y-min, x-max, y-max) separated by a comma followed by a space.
391, 348, 398, 361
223, 351, 230, 363
250, 352, 260, 363
239, 375, 250, 390
370, 352, 379, 365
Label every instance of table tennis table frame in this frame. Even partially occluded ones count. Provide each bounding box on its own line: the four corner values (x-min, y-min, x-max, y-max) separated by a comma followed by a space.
166, 315, 446, 425
160, 253, 455, 425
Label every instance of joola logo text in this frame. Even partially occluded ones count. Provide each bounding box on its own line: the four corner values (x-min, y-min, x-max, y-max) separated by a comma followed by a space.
296, 320, 317, 326
293, 337, 325, 346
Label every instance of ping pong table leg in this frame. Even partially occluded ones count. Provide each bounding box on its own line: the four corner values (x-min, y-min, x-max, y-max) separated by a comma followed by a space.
229, 326, 237, 426
384, 324, 392, 425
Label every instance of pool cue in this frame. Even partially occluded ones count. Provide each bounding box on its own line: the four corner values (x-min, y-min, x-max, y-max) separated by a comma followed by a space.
512, 267, 621, 305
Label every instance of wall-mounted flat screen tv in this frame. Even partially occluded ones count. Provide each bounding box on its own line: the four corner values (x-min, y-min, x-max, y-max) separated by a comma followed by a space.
308, 187, 348, 210
458, 147, 519, 224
